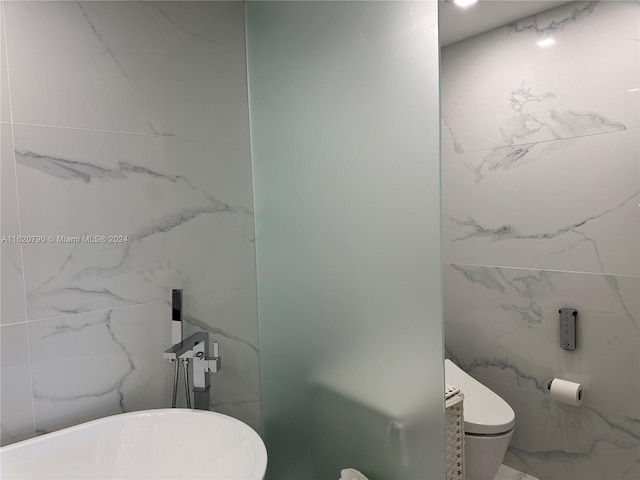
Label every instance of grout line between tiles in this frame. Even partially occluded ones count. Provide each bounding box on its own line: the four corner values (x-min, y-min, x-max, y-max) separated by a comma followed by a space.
0, 319, 29, 328
23, 300, 169, 325
441, 125, 640, 158
446, 262, 640, 279
7, 121, 251, 147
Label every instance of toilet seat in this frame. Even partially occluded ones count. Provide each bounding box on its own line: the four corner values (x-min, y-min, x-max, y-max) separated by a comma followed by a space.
445, 360, 515, 435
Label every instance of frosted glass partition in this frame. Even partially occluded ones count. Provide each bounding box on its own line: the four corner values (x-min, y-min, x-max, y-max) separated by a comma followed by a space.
246, 2, 444, 478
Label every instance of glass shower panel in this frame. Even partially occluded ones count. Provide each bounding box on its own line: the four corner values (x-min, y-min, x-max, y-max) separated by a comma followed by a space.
246, 2, 444, 479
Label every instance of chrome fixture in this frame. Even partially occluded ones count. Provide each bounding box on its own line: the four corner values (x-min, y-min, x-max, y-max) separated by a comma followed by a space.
164, 331, 221, 410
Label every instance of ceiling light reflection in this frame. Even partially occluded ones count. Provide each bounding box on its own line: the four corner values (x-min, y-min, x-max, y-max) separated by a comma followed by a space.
453, 0, 478, 9
537, 38, 556, 47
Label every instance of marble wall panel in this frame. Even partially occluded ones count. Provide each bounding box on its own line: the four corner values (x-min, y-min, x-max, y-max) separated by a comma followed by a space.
1, 123, 26, 325
482, 377, 639, 480
442, 1, 639, 155
0, 323, 35, 445
442, 2, 640, 479
0, 1, 260, 443
13, 124, 255, 321
183, 287, 262, 433
3, 1, 249, 143
445, 264, 639, 419
443, 129, 639, 276
27, 302, 172, 434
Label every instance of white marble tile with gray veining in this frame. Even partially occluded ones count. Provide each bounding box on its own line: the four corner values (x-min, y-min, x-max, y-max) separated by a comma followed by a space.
28, 302, 172, 435
444, 264, 639, 420
1, 123, 27, 325
13, 124, 255, 320
1, 0, 261, 448
0, 323, 35, 446
441, 1, 639, 154
181, 287, 261, 432
3, 1, 249, 143
482, 377, 640, 480
508, 1, 597, 36
443, 129, 639, 277
494, 464, 539, 480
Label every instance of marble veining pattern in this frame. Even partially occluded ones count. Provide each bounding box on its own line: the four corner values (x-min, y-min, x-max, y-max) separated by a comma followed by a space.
186, 314, 259, 355
442, 4, 639, 476
1, 123, 27, 325
445, 264, 639, 418
181, 286, 262, 432
498, 86, 627, 148
441, 1, 639, 154
508, 1, 597, 35
1, 1, 261, 443
3, 1, 251, 143
140, 2, 220, 46
35, 310, 134, 409
13, 124, 255, 321
28, 302, 172, 434
76, 2, 131, 83
448, 189, 637, 243
486, 376, 640, 480
11, 125, 260, 434
444, 129, 639, 277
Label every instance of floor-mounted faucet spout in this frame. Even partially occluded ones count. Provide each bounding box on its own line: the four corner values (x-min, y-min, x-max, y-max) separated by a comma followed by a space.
163, 331, 209, 360
164, 331, 221, 410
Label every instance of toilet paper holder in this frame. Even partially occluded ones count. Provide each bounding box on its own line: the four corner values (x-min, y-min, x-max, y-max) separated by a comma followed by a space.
546, 378, 583, 406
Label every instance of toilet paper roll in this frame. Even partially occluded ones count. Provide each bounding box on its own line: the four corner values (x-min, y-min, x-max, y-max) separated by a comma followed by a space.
549, 378, 583, 406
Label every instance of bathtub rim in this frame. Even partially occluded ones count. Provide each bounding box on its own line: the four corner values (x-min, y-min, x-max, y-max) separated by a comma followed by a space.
0, 408, 267, 479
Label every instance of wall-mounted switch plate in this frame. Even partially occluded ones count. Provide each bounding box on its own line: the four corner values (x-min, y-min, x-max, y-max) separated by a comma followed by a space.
559, 308, 577, 351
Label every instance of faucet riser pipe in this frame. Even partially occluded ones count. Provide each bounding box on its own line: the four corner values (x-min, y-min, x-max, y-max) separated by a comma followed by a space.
194, 386, 211, 410
171, 360, 179, 408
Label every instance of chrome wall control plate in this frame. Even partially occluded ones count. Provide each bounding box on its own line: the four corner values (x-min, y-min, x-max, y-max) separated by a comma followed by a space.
559, 308, 577, 351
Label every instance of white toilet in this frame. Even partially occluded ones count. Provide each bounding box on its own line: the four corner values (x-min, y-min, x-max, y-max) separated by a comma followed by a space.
445, 360, 515, 480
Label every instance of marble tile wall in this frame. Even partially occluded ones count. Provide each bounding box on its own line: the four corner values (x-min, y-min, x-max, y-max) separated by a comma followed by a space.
495, 464, 540, 480
441, 2, 639, 479
0, 1, 260, 445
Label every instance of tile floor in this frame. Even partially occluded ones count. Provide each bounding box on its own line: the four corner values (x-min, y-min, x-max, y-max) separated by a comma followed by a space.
494, 464, 540, 480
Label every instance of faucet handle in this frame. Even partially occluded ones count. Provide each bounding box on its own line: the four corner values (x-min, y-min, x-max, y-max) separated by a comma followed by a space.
204, 342, 221, 373
205, 356, 221, 373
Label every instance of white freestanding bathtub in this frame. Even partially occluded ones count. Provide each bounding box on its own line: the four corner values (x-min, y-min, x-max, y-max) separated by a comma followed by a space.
0, 409, 267, 480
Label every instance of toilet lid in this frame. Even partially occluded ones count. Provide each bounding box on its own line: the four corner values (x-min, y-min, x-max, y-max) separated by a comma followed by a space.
445, 360, 515, 435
